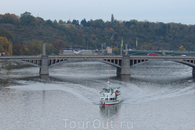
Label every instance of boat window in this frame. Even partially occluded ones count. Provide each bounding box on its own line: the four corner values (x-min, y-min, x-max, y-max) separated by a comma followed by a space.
105, 90, 110, 93
110, 98, 112, 100
105, 98, 108, 100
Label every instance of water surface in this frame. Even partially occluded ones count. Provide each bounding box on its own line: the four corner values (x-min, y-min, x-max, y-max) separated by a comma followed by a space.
0, 61, 195, 129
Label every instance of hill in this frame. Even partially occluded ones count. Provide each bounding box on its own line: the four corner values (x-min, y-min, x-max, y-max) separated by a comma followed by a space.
0, 12, 195, 55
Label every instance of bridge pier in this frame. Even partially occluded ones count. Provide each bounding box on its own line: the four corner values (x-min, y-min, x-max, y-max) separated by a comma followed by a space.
117, 55, 131, 76
39, 43, 49, 75
39, 55, 49, 75
193, 67, 195, 77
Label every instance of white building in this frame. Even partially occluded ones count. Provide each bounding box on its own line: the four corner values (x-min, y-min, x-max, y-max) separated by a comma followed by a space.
106, 47, 112, 54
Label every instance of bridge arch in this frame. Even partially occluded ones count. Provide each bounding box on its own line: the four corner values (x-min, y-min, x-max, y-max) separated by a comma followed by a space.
49, 58, 121, 69
0, 59, 40, 67
130, 59, 195, 77
130, 58, 195, 68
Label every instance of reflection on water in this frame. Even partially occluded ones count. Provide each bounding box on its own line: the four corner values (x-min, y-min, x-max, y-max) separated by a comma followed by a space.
99, 104, 121, 118
99, 104, 122, 129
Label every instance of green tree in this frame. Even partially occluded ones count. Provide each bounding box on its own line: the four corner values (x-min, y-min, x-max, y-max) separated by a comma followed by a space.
111, 14, 114, 23
72, 19, 79, 25
13, 44, 23, 55
46, 43, 58, 55
46, 20, 54, 27
29, 40, 43, 55
0, 27, 13, 41
112, 47, 119, 54
20, 12, 35, 25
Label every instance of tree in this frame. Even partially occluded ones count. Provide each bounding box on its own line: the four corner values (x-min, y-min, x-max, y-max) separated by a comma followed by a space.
0, 37, 5, 52
112, 47, 119, 54
8, 42, 13, 55
178, 45, 186, 52
0, 27, 13, 41
28, 40, 43, 55
52, 40, 65, 51
53, 19, 58, 25
46, 20, 54, 27
72, 19, 79, 25
13, 44, 23, 55
0, 36, 9, 52
81, 18, 87, 26
59, 19, 64, 24
0, 13, 20, 24
20, 12, 35, 25
90, 19, 105, 28
46, 43, 58, 55
111, 14, 114, 23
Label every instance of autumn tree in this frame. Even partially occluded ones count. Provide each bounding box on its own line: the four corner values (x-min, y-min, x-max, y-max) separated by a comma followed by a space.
0, 36, 10, 52
0, 13, 20, 24
52, 40, 65, 51
0, 37, 5, 52
178, 45, 186, 52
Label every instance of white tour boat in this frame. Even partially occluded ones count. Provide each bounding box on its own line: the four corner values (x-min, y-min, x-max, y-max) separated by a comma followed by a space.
100, 86, 123, 105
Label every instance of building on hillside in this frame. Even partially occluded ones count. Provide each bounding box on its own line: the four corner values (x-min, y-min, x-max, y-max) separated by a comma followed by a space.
61, 49, 94, 55
106, 47, 112, 54
62, 50, 74, 55
80, 50, 93, 55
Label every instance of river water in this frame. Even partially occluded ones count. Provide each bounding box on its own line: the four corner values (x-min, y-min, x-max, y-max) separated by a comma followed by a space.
0, 60, 195, 130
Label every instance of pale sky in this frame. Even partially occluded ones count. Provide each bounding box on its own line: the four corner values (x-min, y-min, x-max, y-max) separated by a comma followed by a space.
1, 0, 195, 25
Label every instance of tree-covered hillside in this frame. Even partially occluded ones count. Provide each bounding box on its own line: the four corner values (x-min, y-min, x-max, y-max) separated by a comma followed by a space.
0, 12, 195, 55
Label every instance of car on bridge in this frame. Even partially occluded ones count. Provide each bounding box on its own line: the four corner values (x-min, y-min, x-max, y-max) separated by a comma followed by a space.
147, 53, 158, 56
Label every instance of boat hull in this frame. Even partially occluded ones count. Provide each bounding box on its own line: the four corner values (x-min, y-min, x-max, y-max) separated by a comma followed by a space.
100, 97, 123, 105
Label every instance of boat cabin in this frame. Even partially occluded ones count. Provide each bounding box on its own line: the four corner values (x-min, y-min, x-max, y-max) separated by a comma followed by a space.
100, 87, 121, 101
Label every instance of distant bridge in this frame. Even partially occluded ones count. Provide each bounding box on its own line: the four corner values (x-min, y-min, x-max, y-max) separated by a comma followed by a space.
0, 55, 195, 77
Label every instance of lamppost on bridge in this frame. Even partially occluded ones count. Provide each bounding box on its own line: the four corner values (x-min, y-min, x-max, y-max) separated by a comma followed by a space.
120, 37, 123, 56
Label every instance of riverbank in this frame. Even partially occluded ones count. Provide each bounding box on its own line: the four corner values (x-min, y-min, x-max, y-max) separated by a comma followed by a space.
0, 61, 32, 87
0, 61, 33, 69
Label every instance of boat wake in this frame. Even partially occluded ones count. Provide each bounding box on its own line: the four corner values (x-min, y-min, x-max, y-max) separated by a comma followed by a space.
7, 76, 195, 106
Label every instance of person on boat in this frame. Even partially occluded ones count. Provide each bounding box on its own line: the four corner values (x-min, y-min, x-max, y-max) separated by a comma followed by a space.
115, 90, 118, 99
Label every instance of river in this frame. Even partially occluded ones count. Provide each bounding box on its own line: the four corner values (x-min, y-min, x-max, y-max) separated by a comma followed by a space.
0, 60, 195, 130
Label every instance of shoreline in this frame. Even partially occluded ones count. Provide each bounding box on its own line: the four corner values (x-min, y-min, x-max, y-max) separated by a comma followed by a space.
0, 61, 32, 87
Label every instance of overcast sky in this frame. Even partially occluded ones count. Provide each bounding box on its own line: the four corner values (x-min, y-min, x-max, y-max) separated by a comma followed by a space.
1, 0, 195, 25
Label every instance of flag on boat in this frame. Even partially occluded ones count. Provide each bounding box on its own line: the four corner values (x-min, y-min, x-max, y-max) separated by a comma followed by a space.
107, 81, 110, 84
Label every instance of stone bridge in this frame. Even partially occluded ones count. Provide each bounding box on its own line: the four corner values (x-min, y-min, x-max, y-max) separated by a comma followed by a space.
0, 55, 195, 77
